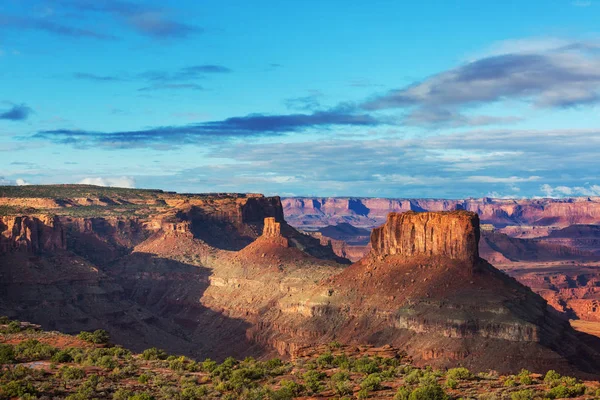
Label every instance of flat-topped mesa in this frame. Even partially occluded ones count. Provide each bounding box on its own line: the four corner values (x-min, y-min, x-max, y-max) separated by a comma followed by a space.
261, 217, 288, 247
370, 211, 480, 263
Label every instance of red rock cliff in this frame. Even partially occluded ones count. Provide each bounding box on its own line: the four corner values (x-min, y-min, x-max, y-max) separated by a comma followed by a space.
370, 211, 480, 263
0, 215, 66, 254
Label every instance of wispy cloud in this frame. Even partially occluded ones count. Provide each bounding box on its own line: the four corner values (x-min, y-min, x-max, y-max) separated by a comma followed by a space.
31, 108, 383, 148
138, 83, 204, 92
0, 104, 33, 121
72, 64, 231, 91
363, 39, 600, 126
0, 13, 117, 40
61, 0, 201, 39
73, 72, 124, 82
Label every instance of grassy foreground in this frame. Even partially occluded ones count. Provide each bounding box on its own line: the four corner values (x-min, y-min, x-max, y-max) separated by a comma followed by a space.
1, 318, 599, 400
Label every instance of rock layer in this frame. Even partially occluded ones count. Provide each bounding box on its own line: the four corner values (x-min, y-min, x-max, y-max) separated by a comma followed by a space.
370, 211, 480, 264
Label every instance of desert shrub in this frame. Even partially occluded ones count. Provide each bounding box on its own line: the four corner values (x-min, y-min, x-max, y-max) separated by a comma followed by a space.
270, 379, 304, 400
179, 383, 209, 399
0, 344, 15, 364
141, 347, 168, 361
546, 383, 586, 398
138, 373, 150, 384
446, 367, 473, 380
404, 369, 423, 385
332, 353, 350, 369
419, 371, 437, 386
265, 358, 283, 370
544, 370, 561, 386
354, 356, 380, 374
356, 388, 370, 399
408, 383, 448, 400
360, 373, 382, 391
97, 355, 117, 369
511, 389, 535, 400
394, 386, 411, 400
518, 369, 533, 385
329, 340, 342, 350
331, 371, 350, 382
60, 365, 86, 380
302, 370, 325, 393
445, 377, 458, 389
316, 351, 334, 368
52, 349, 73, 363
77, 329, 110, 344
504, 377, 518, 387
14, 339, 57, 361
168, 355, 188, 371
380, 366, 396, 379
333, 380, 353, 396
0, 380, 37, 397
201, 358, 218, 372
229, 366, 266, 392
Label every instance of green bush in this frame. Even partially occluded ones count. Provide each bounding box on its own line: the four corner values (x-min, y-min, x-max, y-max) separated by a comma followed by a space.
445, 377, 458, 389
446, 367, 473, 380
52, 349, 74, 363
316, 351, 334, 368
14, 339, 57, 361
302, 370, 325, 393
544, 370, 561, 386
333, 380, 353, 396
360, 373, 382, 391
408, 383, 448, 400
138, 373, 150, 384
394, 386, 411, 400
201, 358, 218, 372
546, 383, 586, 399
404, 369, 423, 385
518, 369, 533, 385
0, 380, 37, 397
60, 365, 86, 380
77, 329, 110, 344
504, 377, 518, 387
0, 344, 15, 364
511, 389, 535, 400
141, 347, 168, 361
354, 356, 380, 374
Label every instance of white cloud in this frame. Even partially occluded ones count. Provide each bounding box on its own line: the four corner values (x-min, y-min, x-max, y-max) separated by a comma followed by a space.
541, 183, 600, 197
467, 175, 541, 183
78, 176, 136, 188
15, 178, 31, 186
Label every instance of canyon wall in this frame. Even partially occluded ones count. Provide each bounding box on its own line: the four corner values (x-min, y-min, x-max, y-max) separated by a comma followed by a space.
283, 197, 600, 229
0, 215, 66, 254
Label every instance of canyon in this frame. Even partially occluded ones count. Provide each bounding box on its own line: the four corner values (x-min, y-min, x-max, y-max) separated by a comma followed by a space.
2, 186, 600, 378
285, 197, 600, 336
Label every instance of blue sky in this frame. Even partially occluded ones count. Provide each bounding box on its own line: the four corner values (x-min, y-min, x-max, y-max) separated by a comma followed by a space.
1, 0, 600, 198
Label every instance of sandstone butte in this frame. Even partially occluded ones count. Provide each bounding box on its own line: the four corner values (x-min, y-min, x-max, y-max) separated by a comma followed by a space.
1, 185, 600, 378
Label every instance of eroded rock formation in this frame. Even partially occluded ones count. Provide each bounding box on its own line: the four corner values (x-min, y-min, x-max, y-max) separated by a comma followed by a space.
0, 215, 66, 254
370, 211, 480, 263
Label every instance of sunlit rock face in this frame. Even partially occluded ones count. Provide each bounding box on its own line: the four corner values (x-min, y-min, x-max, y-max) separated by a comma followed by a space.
370, 211, 480, 264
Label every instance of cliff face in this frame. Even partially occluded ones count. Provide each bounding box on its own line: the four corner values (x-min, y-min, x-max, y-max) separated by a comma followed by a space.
0, 215, 66, 254
283, 197, 600, 229
370, 211, 480, 264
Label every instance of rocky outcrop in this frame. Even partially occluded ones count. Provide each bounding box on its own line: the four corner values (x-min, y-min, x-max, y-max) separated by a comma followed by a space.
261, 217, 288, 247
0, 215, 66, 254
370, 211, 480, 264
